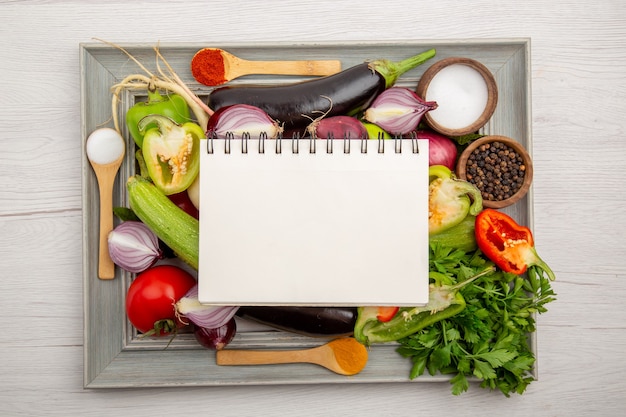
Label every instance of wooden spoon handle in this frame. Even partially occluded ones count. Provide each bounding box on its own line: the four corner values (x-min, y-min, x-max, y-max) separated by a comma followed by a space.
235, 59, 341, 77
216, 348, 310, 366
95, 170, 116, 279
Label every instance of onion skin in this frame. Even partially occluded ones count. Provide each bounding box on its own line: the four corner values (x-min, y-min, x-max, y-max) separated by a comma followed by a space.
194, 318, 237, 350
107, 221, 162, 273
206, 104, 283, 139
363, 87, 437, 135
175, 285, 239, 329
415, 129, 458, 170
307, 115, 368, 139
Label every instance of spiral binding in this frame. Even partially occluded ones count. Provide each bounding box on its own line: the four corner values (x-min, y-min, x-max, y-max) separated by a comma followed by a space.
206, 131, 420, 155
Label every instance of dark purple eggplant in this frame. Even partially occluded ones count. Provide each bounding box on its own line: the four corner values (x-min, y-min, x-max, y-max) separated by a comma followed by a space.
207, 49, 436, 130
236, 306, 358, 338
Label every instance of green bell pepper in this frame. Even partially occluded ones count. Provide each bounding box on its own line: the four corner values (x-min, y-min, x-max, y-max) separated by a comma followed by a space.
126, 85, 191, 147
353, 266, 495, 345
139, 114, 204, 195
429, 214, 478, 252
428, 165, 482, 235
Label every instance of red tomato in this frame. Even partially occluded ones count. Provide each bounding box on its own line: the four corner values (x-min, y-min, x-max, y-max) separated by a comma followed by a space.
126, 265, 197, 336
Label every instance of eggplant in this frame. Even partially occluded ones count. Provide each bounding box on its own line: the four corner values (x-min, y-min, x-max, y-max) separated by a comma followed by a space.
207, 49, 436, 130
236, 306, 358, 338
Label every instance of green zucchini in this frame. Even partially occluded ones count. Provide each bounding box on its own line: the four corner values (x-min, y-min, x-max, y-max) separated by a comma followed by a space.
127, 175, 199, 269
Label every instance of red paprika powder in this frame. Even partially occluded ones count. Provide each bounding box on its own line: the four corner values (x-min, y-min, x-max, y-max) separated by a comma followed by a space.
191, 48, 227, 86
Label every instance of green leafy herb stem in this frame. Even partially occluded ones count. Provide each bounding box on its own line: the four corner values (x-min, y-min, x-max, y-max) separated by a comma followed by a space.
396, 244, 556, 396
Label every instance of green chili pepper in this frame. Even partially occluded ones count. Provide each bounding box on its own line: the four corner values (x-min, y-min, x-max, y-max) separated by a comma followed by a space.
428, 165, 482, 235
139, 114, 204, 195
353, 267, 495, 345
126, 84, 191, 147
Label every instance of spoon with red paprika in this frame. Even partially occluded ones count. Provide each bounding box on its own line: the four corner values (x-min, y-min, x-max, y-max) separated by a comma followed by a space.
475, 208, 555, 281
191, 48, 342, 86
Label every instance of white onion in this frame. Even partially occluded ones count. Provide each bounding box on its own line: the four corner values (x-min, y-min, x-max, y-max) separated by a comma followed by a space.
107, 221, 162, 273
364, 87, 437, 135
187, 175, 200, 211
175, 285, 239, 329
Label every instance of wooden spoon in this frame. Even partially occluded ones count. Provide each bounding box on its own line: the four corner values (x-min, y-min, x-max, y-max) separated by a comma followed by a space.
216, 337, 368, 376
191, 48, 342, 86
86, 128, 125, 280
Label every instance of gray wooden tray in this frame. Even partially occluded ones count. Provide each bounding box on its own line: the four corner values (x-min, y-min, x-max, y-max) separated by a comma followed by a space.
80, 39, 533, 388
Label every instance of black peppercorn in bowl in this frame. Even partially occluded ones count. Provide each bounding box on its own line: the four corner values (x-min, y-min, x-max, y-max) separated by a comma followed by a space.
456, 135, 533, 209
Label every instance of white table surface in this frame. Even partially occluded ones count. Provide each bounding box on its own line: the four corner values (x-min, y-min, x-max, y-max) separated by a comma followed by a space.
1, 0, 625, 416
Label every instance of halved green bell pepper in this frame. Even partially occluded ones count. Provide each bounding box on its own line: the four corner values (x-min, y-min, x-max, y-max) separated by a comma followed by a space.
353, 266, 494, 345
429, 214, 478, 252
428, 165, 482, 235
139, 114, 204, 195
126, 85, 191, 147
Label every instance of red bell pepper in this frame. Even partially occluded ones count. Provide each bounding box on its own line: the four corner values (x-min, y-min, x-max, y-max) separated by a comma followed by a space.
475, 209, 555, 281
376, 307, 399, 322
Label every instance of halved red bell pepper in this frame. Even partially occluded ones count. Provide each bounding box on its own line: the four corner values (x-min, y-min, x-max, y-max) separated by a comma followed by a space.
475, 208, 555, 280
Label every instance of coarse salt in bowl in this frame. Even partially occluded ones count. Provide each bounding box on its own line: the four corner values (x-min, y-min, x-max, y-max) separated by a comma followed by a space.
416, 57, 498, 137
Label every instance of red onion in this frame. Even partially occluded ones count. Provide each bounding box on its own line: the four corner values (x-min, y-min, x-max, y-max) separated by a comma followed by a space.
107, 221, 162, 273
363, 87, 437, 135
206, 104, 283, 139
307, 115, 368, 139
175, 285, 239, 329
194, 318, 237, 350
416, 129, 458, 170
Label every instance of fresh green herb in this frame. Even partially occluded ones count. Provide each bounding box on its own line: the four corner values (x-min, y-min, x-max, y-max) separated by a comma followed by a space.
113, 206, 139, 222
353, 266, 494, 345
396, 244, 556, 396
451, 133, 484, 145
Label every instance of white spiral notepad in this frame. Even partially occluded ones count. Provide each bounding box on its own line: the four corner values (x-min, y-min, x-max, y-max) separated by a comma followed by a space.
197, 137, 429, 306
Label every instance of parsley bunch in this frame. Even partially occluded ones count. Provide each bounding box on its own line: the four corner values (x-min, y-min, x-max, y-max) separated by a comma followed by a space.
397, 244, 556, 396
